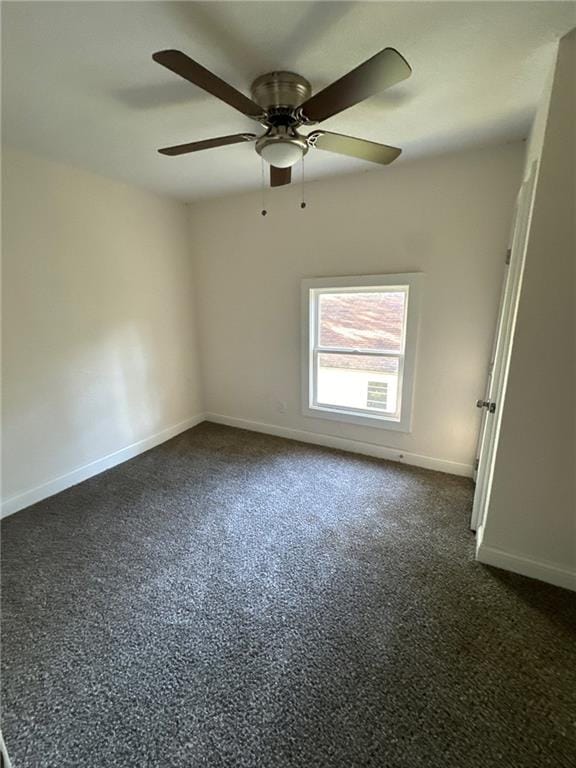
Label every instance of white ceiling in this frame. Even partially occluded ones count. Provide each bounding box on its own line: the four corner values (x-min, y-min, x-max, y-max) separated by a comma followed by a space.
2, 2, 575, 201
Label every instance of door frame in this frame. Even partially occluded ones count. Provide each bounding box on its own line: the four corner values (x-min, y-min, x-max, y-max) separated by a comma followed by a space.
470, 161, 539, 532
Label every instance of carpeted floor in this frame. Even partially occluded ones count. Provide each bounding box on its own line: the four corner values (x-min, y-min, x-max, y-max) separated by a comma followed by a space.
1, 423, 575, 768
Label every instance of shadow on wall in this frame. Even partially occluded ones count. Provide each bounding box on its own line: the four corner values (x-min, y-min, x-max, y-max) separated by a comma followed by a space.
1, 161, 195, 499
66, 324, 160, 451
53, 199, 164, 454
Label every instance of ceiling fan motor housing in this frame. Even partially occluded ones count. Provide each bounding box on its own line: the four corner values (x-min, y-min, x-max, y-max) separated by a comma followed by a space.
251, 71, 312, 126
251, 72, 312, 167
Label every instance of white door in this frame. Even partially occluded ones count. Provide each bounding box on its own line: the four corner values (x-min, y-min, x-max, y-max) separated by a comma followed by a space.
470, 162, 538, 531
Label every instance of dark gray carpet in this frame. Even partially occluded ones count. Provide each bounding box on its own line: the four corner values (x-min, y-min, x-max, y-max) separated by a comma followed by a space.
1, 423, 575, 768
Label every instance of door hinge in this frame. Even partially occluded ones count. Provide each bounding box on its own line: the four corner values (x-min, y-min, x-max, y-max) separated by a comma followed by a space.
476, 399, 497, 413
506, 248, 512, 265
474, 458, 479, 471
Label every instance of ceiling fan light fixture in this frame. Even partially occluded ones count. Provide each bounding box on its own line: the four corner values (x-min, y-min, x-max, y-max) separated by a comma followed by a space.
260, 141, 304, 168
255, 128, 309, 169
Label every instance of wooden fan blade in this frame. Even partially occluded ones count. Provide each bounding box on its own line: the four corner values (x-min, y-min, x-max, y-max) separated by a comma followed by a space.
270, 166, 292, 187
300, 48, 411, 123
152, 50, 263, 119
158, 133, 256, 156
309, 131, 401, 165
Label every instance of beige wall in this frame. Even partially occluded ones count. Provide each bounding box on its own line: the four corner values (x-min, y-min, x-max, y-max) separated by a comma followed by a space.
189, 142, 525, 473
480, 30, 576, 586
2, 148, 203, 509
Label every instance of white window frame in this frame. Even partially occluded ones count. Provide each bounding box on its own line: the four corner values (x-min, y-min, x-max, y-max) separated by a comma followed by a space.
301, 273, 422, 432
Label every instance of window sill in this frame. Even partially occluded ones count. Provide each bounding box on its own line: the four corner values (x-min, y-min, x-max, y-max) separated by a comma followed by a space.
304, 404, 412, 433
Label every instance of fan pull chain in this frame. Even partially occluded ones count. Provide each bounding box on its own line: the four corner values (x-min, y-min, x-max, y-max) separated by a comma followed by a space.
260, 157, 268, 216
300, 156, 307, 209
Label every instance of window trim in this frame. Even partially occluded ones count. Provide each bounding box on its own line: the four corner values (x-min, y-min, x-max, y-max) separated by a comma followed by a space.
301, 273, 423, 432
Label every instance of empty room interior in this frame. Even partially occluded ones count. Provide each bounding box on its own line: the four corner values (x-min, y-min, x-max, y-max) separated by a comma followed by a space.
1, 1, 575, 766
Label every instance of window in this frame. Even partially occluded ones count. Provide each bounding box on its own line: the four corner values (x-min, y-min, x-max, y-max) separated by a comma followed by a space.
367, 381, 388, 411
301, 273, 422, 431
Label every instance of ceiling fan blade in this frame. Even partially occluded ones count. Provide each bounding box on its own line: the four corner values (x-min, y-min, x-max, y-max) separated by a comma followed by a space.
270, 166, 292, 187
152, 50, 263, 119
300, 48, 411, 123
158, 133, 256, 156
309, 131, 401, 165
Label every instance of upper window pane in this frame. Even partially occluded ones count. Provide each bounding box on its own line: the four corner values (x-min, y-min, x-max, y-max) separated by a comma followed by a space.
318, 290, 406, 352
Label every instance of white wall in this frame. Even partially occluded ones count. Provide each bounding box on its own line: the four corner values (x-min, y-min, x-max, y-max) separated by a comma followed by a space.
189, 142, 525, 475
478, 30, 576, 590
2, 148, 203, 514
1, 141, 527, 512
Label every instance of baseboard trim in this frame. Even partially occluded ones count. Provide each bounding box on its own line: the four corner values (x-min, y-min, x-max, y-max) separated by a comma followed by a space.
2, 411, 474, 518
1, 732, 12, 768
205, 413, 473, 477
1, 414, 206, 519
477, 542, 576, 592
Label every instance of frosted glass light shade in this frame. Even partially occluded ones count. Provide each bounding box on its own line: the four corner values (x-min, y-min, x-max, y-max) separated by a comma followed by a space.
260, 141, 304, 168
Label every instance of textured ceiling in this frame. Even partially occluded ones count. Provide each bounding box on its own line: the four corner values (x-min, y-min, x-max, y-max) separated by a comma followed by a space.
2, 2, 575, 201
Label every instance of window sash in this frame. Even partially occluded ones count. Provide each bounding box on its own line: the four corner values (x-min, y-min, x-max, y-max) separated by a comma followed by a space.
315, 285, 409, 355
312, 349, 404, 420
314, 347, 403, 358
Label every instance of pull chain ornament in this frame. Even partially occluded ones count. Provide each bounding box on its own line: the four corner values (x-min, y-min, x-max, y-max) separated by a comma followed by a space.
260, 157, 268, 216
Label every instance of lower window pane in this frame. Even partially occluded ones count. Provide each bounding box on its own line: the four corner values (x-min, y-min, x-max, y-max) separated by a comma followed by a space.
316, 354, 400, 416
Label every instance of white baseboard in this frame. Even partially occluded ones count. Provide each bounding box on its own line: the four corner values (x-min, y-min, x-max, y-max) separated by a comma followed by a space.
2, 411, 473, 519
205, 413, 473, 477
1, 414, 206, 519
477, 542, 576, 592
1, 732, 12, 768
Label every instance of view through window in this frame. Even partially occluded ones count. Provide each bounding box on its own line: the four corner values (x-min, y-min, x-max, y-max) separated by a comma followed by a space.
315, 289, 406, 419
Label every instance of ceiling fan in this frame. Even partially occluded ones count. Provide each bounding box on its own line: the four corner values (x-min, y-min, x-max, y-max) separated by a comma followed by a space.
152, 47, 412, 187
